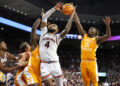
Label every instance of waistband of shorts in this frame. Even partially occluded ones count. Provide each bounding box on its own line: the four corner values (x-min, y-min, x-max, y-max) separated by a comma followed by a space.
41, 61, 57, 64
81, 59, 96, 62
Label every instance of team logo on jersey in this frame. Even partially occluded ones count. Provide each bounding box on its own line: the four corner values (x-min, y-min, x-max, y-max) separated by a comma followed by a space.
43, 37, 55, 43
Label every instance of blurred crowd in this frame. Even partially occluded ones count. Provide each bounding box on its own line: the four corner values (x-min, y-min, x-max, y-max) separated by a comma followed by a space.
107, 58, 120, 86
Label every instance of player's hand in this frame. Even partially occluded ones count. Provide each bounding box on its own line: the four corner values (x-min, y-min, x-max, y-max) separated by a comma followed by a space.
103, 16, 111, 25
54, 2, 64, 11
71, 6, 77, 17
17, 63, 23, 68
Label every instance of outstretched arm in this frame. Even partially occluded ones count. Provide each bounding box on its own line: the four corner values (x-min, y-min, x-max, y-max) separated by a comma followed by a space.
41, 2, 63, 29
30, 18, 41, 49
96, 16, 111, 44
6, 52, 18, 62
60, 7, 76, 38
74, 11, 86, 36
0, 61, 18, 73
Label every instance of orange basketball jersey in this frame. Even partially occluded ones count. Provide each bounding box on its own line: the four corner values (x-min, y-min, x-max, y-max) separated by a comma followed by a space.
16, 52, 30, 75
81, 34, 98, 60
28, 45, 40, 76
14, 52, 30, 86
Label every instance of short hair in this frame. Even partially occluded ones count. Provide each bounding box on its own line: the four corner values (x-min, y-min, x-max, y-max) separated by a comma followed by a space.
89, 27, 99, 36
20, 42, 29, 53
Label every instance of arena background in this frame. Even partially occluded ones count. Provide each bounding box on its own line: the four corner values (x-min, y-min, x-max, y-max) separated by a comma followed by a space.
0, 0, 120, 85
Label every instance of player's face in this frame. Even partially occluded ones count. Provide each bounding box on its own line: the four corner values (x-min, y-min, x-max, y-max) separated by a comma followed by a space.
0, 41, 7, 50
25, 44, 31, 52
48, 24, 58, 34
88, 27, 97, 37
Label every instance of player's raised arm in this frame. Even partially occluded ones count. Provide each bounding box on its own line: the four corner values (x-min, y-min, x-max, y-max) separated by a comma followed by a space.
60, 7, 76, 38
74, 11, 86, 36
30, 18, 41, 48
41, 2, 63, 29
96, 16, 111, 44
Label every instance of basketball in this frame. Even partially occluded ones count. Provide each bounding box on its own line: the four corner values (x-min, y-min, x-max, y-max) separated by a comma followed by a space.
62, 3, 74, 15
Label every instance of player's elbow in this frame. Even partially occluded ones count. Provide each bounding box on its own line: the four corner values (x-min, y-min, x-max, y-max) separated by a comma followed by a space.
107, 33, 111, 38
65, 26, 71, 33
105, 34, 111, 39
65, 29, 69, 34
109, 34, 111, 38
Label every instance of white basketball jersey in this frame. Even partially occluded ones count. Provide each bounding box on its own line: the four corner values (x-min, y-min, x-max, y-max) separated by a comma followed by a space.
39, 27, 62, 61
0, 53, 7, 64
0, 53, 7, 82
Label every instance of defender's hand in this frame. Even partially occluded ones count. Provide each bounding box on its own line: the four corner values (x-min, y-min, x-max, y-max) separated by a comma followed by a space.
54, 2, 64, 11
70, 6, 77, 17
17, 63, 23, 68
103, 16, 111, 25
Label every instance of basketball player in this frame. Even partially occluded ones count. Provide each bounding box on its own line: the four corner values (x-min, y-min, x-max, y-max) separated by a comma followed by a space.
0, 40, 20, 86
15, 8, 44, 86
14, 42, 31, 86
23, 9, 46, 86
0, 40, 19, 72
74, 11, 111, 86
39, 2, 75, 86
23, 18, 41, 86
14, 18, 41, 86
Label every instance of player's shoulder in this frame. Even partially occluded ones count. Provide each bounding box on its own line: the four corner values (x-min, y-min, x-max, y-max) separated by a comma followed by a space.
96, 36, 102, 41
20, 52, 27, 57
82, 33, 87, 39
20, 52, 30, 59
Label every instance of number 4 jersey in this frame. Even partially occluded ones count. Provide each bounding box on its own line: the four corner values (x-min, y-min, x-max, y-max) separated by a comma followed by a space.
39, 27, 62, 61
